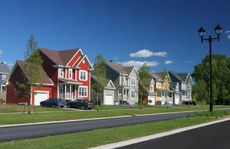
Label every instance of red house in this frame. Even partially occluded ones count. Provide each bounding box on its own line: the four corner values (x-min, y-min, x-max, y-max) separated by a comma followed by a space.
6, 48, 93, 105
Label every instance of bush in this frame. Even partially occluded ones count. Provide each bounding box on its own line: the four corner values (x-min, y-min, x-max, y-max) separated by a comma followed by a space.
0, 98, 5, 104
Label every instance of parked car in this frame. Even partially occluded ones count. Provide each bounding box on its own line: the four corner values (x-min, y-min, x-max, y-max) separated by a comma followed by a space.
40, 98, 65, 108
66, 99, 95, 110
182, 100, 196, 106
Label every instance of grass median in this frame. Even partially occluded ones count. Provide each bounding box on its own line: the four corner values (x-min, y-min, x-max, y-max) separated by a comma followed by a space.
0, 104, 229, 125
0, 111, 229, 149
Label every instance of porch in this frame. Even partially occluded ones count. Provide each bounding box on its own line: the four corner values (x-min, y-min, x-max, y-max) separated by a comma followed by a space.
58, 79, 82, 101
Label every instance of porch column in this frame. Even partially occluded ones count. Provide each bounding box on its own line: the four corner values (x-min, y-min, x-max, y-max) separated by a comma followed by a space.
64, 83, 67, 100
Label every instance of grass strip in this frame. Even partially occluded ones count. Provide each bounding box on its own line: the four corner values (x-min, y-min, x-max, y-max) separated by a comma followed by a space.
0, 105, 229, 125
0, 111, 229, 149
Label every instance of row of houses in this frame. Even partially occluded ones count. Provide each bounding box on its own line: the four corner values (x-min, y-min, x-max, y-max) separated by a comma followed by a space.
2, 48, 192, 106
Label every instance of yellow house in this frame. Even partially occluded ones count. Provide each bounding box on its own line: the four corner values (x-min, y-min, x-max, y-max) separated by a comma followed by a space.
148, 72, 173, 105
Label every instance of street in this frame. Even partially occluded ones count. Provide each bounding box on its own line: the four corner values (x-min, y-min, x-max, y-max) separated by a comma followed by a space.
0, 111, 193, 142
119, 119, 230, 149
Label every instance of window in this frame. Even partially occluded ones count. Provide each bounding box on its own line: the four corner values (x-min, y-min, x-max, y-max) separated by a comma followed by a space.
78, 86, 88, 97
68, 69, 72, 79
79, 70, 88, 81
58, 68, 64, 78
150, 85, 154, 92
131, 90, 136, 97
130, 78, 136, 86
1, 75, 7, 80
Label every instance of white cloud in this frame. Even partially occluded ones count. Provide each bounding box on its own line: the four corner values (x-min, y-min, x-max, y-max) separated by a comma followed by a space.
164, 60, 173, 64
120, 60, 159, 69
0, 49, 3, 55
129, 49, 167, 58
225, 30, 230, 34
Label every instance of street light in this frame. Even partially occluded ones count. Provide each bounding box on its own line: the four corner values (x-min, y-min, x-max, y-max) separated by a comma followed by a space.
198, 24, 222, 112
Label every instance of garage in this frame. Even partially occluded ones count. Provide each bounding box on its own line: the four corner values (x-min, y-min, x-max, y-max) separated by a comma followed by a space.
174, 94, 180, 104
148, 96, 155, 105
34, 91, 49, 106
104, 94, 114, 105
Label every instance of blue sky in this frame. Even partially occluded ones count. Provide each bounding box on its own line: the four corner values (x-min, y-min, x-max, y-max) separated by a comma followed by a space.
0, 0, 230, 73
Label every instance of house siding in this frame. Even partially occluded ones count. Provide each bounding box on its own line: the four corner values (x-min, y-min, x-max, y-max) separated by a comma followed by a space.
6, 66, 30, 104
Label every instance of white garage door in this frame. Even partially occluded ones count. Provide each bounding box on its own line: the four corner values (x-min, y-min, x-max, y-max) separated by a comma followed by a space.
34, 91, 49, 106
104, 94, 114, 105
174, 94, 180, 105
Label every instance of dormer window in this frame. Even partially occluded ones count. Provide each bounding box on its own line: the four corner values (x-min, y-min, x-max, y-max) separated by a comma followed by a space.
58, 68, 64, 78
68, 69, 72, 79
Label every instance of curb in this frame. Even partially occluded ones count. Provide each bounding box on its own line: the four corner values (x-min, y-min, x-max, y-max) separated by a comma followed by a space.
90, 117, 230, 149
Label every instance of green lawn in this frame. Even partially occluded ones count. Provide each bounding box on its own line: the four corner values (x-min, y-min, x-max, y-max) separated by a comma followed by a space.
0, 104, 66, 113
0, 104, 229, 125
0, 111, 229, 149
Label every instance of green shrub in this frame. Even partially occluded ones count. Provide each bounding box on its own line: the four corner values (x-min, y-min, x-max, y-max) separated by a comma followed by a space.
0, 98, 5, 104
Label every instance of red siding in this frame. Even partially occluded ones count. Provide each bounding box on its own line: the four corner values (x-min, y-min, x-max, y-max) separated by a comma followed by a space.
6, 65, 30, 104
78, 57, 90, 100
40, 52, 57, 98
68, 52, 82, 67
7, 49, 92, 105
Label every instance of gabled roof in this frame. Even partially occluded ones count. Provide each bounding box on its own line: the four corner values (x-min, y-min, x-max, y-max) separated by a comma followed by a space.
105, 61, 135, 75
91, 74, 115, 89
39, 48, 81, 66
75, 55, 94, 70
151, 73, 163, 82
169, 71, 183, 82
15, 60, 54, 85
178, 73, 188, 82
169, 71, 190, 83
0, 62, 10, 74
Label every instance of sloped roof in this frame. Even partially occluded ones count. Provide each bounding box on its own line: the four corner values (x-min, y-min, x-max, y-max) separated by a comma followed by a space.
178, 73, 188, 82
39, 48, 80, 66
106, 61, 135, 75
16, 60, 54, 85
151, 73, 163, 82
169, 71, 183, 82
0, 62, 10, 74
169, 71, 189, 83
91, 74, 113, 88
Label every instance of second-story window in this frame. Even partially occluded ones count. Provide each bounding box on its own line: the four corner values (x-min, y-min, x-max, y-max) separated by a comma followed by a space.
58, 68, 64, 78
2, 74, 7, 80
130, 78, 136, 86
68, 69, 72, 79
79, 70, 87, 81
150, 85, 154, 92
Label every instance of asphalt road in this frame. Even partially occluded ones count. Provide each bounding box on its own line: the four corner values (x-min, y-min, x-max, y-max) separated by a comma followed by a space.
119, 120, 230, 149
0, 111, 194, 142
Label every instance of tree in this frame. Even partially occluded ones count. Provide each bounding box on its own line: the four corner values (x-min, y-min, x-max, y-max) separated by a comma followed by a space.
192, 54, 230, 105
16, 35, 43, 114
138, 63, 152, 105
91, 54, 106, 108
192, 80, 208, 106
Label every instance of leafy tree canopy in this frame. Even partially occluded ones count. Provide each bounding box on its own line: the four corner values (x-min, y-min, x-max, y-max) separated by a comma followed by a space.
192, 54, 230, 104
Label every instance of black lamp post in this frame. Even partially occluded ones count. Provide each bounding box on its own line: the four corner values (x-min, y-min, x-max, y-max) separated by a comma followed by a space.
198, 24, 222, 112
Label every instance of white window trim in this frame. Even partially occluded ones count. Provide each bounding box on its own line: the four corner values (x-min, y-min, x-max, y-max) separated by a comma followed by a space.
78, 86, 88, 98
131, 90, 136, 98
150, 84, 154, 92
58, 68, 65, 78
68, 69, 72, 79
130, 77, 136, 86
79, 70, 88, 81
